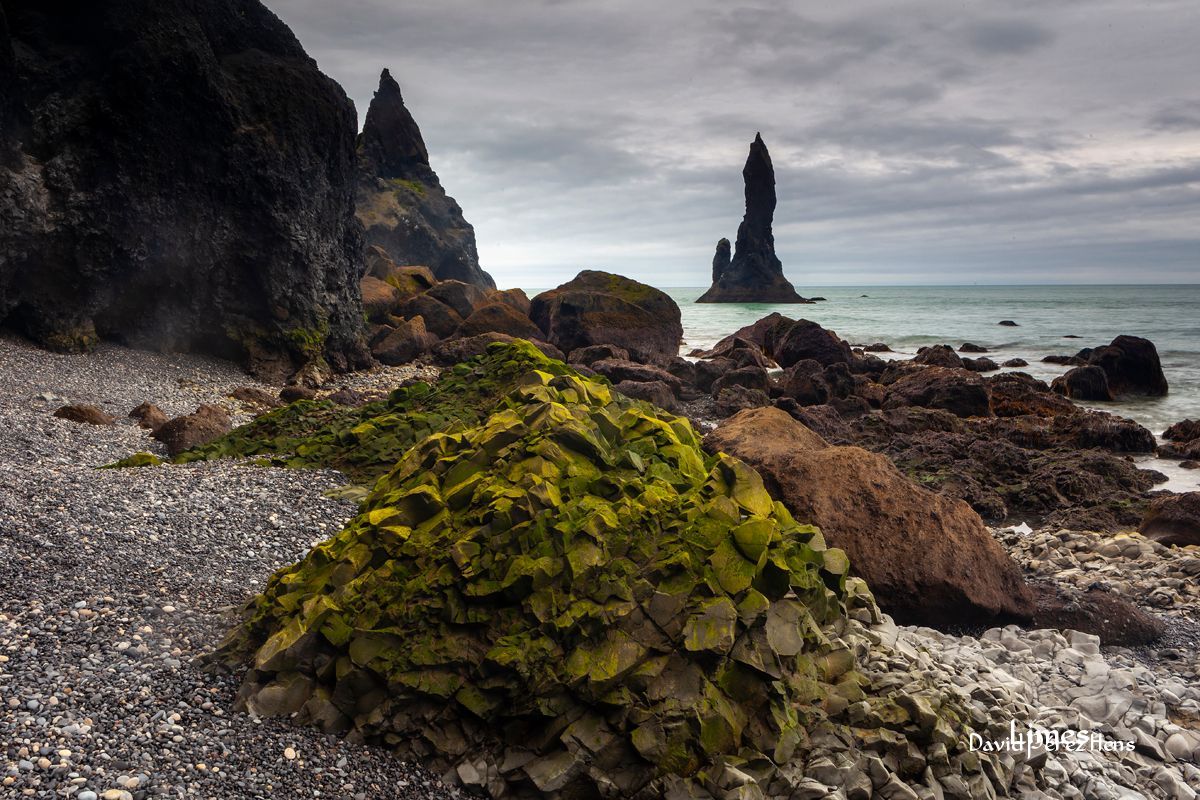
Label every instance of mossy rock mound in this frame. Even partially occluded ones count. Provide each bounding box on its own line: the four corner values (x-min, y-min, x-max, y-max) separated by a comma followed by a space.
160, 341, 585, 481
212, 345, 877, 798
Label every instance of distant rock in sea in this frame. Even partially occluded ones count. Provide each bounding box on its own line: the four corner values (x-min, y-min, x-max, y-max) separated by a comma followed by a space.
0, 0, 370, 382
697, 134, 809, 304
356, 69, 495, 290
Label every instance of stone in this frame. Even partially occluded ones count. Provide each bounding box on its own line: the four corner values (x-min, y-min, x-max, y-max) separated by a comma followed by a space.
372, 317, 436, 366
1051, 365, 1114, 401
710, 365, 771, 398
959, 343, 988, 353
279, 386, 317, 403
962, 357, 999, 373
998, 320, 1018, 326
151, 404, 232, 458
985, 372, 1076, 418
567, 344, 630, 365
772, 319, 854, 369
590, 359, 683, 395
883, 367, 992, 418
128, 402, 169, 430
1081, 335, 1168, 397
360, 276, 402, 323
454, 301, 542, 340
704, 407, 1035, 626
228, 387, 280, 411
914, 345, 964, 369
53, 404, 115, 425
1139, 493, 1200, 547
697, 134, 808, 303
613, 380, 679, 412
530, 270, 682, 365
715, 385, 771, 416
1164, 419, 1200, 442
0, 0, 370, 379
1002, 358, 1028, 367
355, 69, 495, 288
398, 293, 463, 339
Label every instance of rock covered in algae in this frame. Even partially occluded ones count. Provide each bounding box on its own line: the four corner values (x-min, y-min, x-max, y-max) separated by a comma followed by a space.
211, 341, 879, 798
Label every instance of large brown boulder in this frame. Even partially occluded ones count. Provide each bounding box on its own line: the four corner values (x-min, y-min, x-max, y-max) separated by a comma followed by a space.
53, 404, 115, 425
704, 407, 1034, 626
397, 293, 462, 339
986, 372, 1077, 418
1138, 493, 1200, 547
425, 280, 490, 319
371, 316, 436, 365
883, 367, 992, 418
454, 301, 542, 340
152, 404, 232, 458
360, 276, 402, 324
914, 345, 964, 369
589, 358, 683, 395
529, 270, 682, 365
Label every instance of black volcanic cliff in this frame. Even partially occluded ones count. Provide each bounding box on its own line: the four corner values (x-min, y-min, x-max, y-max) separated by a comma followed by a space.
356, 69, 495, 290
697, 133, 807, 304
0, 0, 369, 380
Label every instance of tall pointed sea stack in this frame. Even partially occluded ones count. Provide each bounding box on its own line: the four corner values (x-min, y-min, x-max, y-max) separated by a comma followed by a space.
697, 133, 808, 303
356, 69, 495, 289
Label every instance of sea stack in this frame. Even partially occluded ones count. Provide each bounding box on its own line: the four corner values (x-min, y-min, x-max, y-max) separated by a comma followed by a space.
356, 69, 496, 289
697, 133, 808, 303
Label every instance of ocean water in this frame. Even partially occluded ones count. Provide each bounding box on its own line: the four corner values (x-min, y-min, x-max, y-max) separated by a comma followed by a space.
661, 284, 1200, 492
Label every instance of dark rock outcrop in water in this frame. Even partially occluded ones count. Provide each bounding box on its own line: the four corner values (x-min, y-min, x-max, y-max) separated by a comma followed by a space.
0, 0, 370, 381
697, 134, 807, 303
355, 69, 495, 289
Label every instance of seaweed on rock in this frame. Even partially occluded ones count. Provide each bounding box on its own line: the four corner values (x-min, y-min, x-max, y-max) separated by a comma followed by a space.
209, 342, 883, 797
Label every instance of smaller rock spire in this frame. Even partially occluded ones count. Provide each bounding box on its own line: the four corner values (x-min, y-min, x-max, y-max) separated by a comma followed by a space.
357, 68, 430, 179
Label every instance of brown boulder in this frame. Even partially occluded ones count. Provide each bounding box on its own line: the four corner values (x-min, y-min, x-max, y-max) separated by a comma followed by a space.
1051, 365, 1113, 401
590, 358, 683, 395
529, 270, 682, 365
426, 280, 490, 319
567, 344, 630, 365
1164, 419, 1200, 442
883, 367, 992, 418
612, 380, 679, 412
1031, 583, 1163, 646
986, 372, 1076, 418
397, 294, 462, 339
53, 404, 115, 425
914, 345, 964, 369
489, 288, 531, 316
454, 302, 542, 340
372, 316, 436, 366
710, 365, 770, 398
152, 404, 231, 457
705, 407, 1034, 626
959, 343, 988, 353
279, 386, 317, 403
129, 402, 169, 430
1138, 493, 1200, 547
360, 276, 402, 323
779, 359, 830, 406
430, 333, 563, 366
228, 387, 280, 411
962, 356, 999, 373
714, 386, 771, 416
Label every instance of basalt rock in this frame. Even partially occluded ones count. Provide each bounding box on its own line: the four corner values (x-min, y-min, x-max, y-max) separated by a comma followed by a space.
1139, 492, 1200, 547
1082, 335, 1168, 398
1051, 365, 1113, 401
355, 69, 495, 289
454, 302, 543, 341
210, 343, 879, 799
530, 271, 682, 365
883, 367, 992, 418
704, 407, 1034, 627
772, 319, 854, 369
697, 135, 808, 304
53, 404, 115, 426
0, 0, 370, 380
152, 404, 232, 458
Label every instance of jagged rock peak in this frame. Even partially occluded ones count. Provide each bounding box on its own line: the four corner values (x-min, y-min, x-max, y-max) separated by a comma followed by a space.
358, 68, 430, 179
697, 133, 808, 303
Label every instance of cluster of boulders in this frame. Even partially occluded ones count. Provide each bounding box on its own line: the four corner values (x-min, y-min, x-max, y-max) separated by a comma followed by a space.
361, 265, 684, 375
609, 316, 1170, 533
53, 401, 231, 457
1046, 336, 1170, 400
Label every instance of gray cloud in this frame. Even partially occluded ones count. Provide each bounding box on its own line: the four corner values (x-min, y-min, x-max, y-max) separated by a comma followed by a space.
268, 0, 1200, 287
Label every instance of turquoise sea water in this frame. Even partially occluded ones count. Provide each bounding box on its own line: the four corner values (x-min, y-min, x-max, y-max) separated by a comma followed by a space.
664, 284, 1200, 492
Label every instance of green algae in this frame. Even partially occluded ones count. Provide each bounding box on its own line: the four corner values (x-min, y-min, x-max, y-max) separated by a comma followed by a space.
213, 342, 875, 795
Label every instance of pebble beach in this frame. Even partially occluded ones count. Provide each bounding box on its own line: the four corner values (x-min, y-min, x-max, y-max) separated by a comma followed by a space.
2, 333, 1200, 799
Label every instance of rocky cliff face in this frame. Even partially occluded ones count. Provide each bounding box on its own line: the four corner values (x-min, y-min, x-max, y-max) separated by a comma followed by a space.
697, 134, 808, 304
0, 0, 370, 381
355, 69, 495, 290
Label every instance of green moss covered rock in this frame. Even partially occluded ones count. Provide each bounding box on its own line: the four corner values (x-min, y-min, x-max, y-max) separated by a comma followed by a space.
212, 343, 879, 797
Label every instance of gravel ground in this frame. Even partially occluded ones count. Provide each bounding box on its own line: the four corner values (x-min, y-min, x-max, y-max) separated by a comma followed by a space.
0, 335, 460, 799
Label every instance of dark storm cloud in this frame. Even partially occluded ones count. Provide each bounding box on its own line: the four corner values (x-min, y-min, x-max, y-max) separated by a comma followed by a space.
268, 0, 1200, 286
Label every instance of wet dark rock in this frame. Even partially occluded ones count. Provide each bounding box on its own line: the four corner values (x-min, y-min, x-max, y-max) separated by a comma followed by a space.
425, 280, 490, 320
397, 294, 462, 339
959, 343, 988, 353
432, 332, 561, 366
530, 270, 682, 365
53, 404, 114, 426
780, 359, 830, 406
1002, 358, 1028, 368
229, 387, 282, 411
998, 320, 1019, 327
1031, 583, 1163, 647
590, 359, 683, 395
772, 319, 854, 369
692, 357, 736, 393
360, 276, 403, 324
1051, 365, 1113, 401
710, 364, 771, 398
697, 135, 808, 303
986, 372, 1077, 418
963, 356, 1000, 373
863, 343, 892, 353
914, 345, 964, 369
1, 0, 370, 380
355, 69, 495, 288
279, 386, 317, 403
714, 385, 771, 416
1082, 335, 1168, 398
1164, 419, 1200, 442
883, 367, 992, 418
567, 344, 629, 365
152, 404, 232, 458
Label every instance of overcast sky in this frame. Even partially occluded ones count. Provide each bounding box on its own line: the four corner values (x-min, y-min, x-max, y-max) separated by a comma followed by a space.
270, 0, 1199, 289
